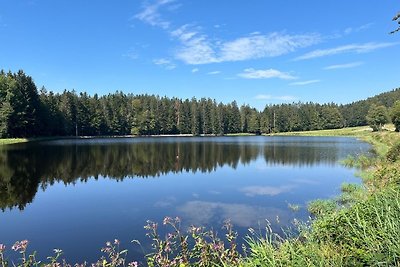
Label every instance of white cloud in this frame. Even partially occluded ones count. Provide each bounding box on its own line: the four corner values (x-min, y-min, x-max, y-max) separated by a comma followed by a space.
219, 33, 320, 62
135, 2, 321, 65
134, 0, 175, 29
153, 58, 176, 70
289, 80, 321, 86
191, 68, 199, 73
324, 61, 364, 70
344, 23, 373, 35
255, 95, 297, 101
207, 71, 221, 75
171, 25, 218, 64
295, 42, 398, 60
172, 27, 321, 64
238, 68, 296, 80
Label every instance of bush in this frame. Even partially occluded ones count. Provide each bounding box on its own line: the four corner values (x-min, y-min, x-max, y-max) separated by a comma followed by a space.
386, 142, 400, 162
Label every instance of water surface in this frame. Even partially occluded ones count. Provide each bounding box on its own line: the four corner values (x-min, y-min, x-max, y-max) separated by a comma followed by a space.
0, 136, 371, 263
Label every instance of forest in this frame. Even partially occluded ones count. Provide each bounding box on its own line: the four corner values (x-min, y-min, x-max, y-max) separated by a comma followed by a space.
1, 70, 400, 138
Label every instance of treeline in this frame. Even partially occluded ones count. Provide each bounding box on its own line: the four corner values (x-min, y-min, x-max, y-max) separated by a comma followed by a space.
1, 70, 399, 138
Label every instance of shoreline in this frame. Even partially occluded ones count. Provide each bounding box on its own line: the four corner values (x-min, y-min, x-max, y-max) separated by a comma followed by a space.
0, 133, 260, 145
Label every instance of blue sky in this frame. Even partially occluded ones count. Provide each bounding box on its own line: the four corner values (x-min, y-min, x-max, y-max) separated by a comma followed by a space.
0, 0, 399, 110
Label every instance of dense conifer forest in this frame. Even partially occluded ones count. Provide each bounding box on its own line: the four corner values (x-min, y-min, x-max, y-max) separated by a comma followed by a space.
1, 70, 399, 138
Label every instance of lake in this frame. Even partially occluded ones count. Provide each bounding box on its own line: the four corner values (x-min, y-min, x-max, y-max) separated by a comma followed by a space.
0, 136, 371, 263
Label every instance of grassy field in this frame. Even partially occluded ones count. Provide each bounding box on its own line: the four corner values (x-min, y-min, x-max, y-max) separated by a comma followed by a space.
267, 126, 373, 137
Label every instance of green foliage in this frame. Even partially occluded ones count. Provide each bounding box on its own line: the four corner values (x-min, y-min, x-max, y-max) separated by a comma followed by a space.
338, 183, 365, 205
366, 104, 389, 131
307, 199, 337, 217
312, 187, 400, 265
341, 154, 375, 169
386, 141, 400, 162
391, 100, 400, 132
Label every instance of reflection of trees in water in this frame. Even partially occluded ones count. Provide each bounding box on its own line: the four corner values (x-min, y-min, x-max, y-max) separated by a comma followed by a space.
0, 140, 339, 211
263, 144, 338, 167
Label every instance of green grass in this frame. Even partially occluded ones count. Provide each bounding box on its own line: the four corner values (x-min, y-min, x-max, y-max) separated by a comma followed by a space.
266, 126, 373, 137
307, 199, 337, 217
0, 138, 28, 145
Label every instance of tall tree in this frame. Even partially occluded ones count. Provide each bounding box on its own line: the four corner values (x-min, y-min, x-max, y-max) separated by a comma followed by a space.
391, 101, 400, 132
366, 104, 389, 131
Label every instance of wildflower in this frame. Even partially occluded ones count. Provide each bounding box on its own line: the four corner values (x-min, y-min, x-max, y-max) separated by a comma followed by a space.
128, 262, 138, 267
0, 244, 5, 252
163, 217, 171, 225
106, 242, 111, 247
12, 240, 28, 251
113, 239, 120, 245
53, 248, 63, 254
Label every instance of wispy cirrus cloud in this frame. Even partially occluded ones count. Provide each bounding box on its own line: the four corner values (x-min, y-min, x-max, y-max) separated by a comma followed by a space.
191, 68, 199, 73
324, 61, 364, 70
255, 95, 297, 101
207, 70, 221, 75
135, 1, 321, 65
344, 23, 374, 35
153, 58, 176, 70
172, 25, 321, 64
238, 68, 297, 80
289, 79, 321, 86
135, 0, 175, 29
295, 42, 398, 60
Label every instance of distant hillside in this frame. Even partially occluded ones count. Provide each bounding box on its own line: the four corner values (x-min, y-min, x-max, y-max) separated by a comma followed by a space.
340, 88, 400, 127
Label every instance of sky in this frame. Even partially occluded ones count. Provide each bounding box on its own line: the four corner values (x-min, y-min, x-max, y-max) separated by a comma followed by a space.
0, 0, 399, 110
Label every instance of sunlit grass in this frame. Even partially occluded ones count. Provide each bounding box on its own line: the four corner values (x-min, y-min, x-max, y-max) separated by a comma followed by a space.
0, 138, 28, 145
267, 126, 373, 137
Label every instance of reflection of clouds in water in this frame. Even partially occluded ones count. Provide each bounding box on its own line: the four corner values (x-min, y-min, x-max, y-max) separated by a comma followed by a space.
293, 178, 320, 185
241, 185, 295, 197
154, 196, 177, 208
177, 201, 290, 228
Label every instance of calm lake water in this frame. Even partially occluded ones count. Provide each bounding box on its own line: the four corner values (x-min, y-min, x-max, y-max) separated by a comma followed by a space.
0, 136, 371, 263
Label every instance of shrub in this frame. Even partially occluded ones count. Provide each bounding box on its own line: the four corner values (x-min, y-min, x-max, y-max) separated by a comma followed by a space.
386, 142, 400, 162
